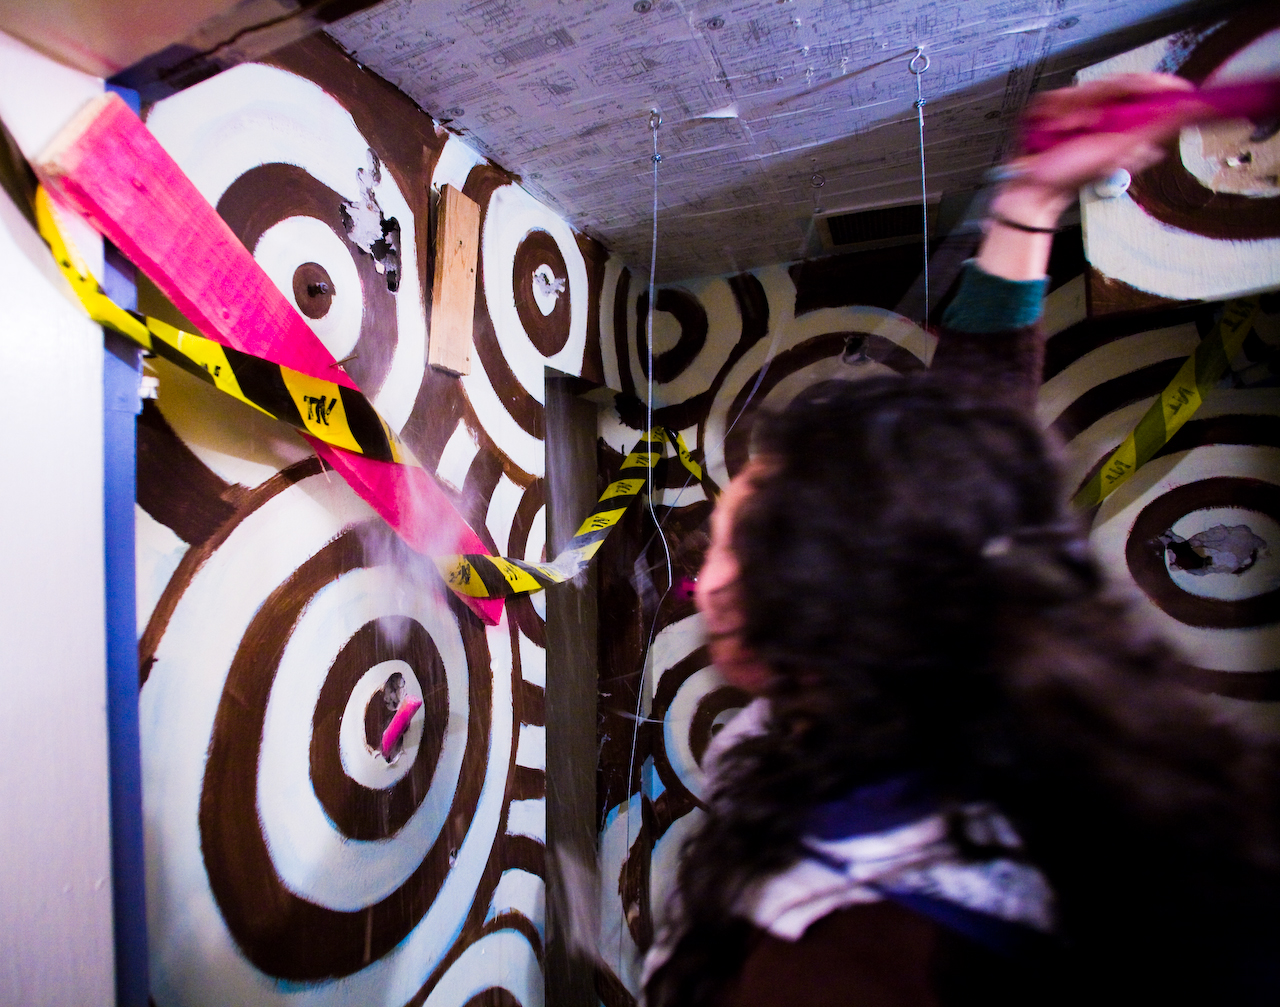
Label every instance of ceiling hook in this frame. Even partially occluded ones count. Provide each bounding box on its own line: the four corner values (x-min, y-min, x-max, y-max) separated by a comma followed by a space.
908, 47, 930, 75
649, 109, 662, 131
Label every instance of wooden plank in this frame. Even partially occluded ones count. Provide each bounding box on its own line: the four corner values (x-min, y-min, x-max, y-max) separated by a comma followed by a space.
35, 91, 356, 388
34, 92, 503, 621
428, 183, 479, 376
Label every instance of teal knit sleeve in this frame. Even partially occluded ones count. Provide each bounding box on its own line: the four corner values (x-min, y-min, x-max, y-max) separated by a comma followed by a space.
940, 261, 1047, 334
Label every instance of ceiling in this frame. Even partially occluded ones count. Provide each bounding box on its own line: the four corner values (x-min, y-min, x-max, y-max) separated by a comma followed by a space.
0, 0, 1244, 282
325, 0, 1238, 280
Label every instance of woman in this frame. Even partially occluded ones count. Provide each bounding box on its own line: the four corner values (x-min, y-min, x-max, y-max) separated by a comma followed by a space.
644, 76, 1280, 1006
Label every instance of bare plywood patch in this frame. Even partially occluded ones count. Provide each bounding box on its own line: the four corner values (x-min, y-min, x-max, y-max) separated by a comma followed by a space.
428, 184, 479, 376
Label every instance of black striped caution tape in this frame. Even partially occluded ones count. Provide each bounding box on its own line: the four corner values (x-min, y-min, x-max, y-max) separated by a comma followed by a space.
34, 184, 705, 598
437, 427, 703, 598
35, 187, 412, 465
1073, 297, 1260, 510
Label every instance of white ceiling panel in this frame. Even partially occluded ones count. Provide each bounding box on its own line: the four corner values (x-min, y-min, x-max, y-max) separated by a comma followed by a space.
328, 0, 1240, 280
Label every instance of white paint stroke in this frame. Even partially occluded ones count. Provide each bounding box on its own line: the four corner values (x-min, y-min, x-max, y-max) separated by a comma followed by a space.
436, 419, 481, 492
432, 134, 486, 193
481, 183, 588, 401
650, 613, 707, 693
1035, 323, 1200, 428
423, 929, 543, 1007
506, 798, 546, 843
515, 724, 546, 771
143, 475, 516, 1006
485, 474, 525, 557
258, 565, 469, 910
484, 869, 547, 940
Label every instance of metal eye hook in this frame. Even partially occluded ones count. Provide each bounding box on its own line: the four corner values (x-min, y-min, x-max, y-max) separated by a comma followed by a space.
908, 47, 930, 75
649, 110, 662, 131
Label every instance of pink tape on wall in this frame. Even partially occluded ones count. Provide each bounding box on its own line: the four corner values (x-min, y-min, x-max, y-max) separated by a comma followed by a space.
37, 91, 505, 625
37, 93, 356, 387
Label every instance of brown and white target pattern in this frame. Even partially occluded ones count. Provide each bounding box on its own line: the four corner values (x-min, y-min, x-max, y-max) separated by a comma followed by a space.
702, 266, 934, 488
1039, 307, 1280, 697
596, 612, 748, 1000
1089, 410, 1280, 693
1080, 13, 1280, 302
613, 274, 745, 408
140, 472, 520, 1005
461, 183, 588, 478
144, 62, 427, 432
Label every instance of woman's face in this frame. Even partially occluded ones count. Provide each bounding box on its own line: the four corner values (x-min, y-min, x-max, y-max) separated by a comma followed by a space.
695, 462, 774, 695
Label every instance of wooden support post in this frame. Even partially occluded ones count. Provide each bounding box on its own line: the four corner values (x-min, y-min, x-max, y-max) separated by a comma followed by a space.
428, 184, 479, 376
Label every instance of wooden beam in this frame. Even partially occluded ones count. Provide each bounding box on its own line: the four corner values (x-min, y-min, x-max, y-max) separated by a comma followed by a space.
428, 184, 480, 376
36, 92, 356, 388
34, 91, 504, 623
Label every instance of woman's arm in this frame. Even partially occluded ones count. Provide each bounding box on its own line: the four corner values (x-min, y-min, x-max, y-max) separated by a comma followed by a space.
932, 73, 1211, 408
976, 73, 1200, 282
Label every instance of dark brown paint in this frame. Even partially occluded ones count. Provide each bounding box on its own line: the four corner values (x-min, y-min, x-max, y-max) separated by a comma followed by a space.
310, 617, 449, 840
137, 399, 237, 546
216, 163, 395, 396
266, 34, 449, 309
138, 456, 324, 685
465, 162, 547, 443
293, 262, 335, 319
1126, 477, 1280, 628
513, 230, 572, 356
199, 525, 492, 980
1128, 9, 1280, 241
723, 332, 926, 477
635, 287, 708, 385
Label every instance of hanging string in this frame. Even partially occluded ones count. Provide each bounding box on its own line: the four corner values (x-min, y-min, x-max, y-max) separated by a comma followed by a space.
646, 109, 666, 574
910, 47, 930, 328
619, 108, 671, 978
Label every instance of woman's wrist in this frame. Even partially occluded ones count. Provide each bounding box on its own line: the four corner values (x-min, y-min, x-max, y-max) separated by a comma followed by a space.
974, 178, 1072, 282
987, 180, 1072, 231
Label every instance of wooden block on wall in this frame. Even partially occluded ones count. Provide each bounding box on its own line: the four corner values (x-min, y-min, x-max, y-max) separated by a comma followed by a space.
428, 184, 479, 376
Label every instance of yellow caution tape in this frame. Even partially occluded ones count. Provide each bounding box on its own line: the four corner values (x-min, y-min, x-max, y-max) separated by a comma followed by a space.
1073, 296, 1260, 510
34, 184, 703, 596
436, 427, 703, 598
36, 186, 412, 465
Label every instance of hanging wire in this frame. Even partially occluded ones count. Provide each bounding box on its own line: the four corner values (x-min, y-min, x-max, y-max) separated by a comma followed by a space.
909, 46, 931, 328
619, 108, 672, 977
644, 109, 670, 594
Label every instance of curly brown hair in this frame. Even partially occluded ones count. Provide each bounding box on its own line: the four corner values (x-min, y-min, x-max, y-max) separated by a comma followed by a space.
646, 376, 1280, 1007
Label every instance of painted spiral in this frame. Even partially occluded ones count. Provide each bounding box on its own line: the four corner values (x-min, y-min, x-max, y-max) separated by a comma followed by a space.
461, 181, 589, 479
1040, 288, 1280, 698
1081, 9, 1280, 302
140, 465, 524, 1004
143, 60, 428, 433
701, 266, 934, 489
138, 54, 549, 1005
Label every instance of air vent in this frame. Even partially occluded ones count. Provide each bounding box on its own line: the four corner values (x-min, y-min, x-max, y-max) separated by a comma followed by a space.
824, 203, 924, 247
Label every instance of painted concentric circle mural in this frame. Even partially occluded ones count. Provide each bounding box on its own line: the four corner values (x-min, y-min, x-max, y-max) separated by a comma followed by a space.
1042, 291, 1280, 697
141, 474, 514, 1004
137, 51, 555, 1007
144, 61, 428, 433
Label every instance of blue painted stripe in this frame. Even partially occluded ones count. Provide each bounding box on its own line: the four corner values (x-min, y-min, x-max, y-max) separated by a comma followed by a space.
103, 234, 149, 1004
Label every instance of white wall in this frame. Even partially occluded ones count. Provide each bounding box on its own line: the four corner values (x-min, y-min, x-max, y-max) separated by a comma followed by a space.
0, 31, 115, 1007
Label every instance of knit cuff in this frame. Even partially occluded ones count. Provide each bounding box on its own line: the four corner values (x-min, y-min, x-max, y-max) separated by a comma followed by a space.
941, 261, 1047, 334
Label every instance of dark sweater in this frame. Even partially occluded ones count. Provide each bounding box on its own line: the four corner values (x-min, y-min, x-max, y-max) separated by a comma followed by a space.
714, 264, 1056, 1007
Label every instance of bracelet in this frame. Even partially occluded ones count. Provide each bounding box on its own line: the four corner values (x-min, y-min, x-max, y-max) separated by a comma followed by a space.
988, 213, 1058, 234
983, 163, 1029, 185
